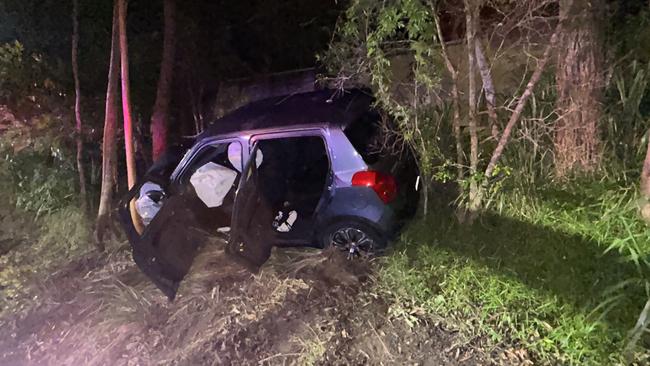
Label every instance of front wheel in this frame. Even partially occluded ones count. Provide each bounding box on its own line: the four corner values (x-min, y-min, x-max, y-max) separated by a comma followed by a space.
319, 221, 387, 260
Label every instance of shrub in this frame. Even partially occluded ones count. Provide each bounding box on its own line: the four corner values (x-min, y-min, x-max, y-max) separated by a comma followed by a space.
0, 117, 78, 217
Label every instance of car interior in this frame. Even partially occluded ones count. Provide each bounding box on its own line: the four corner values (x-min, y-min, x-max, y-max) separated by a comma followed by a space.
178, 141, 243, 230
254, 136, 330, 238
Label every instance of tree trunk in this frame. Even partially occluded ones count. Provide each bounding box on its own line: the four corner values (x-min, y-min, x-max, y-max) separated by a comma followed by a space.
434, 7, 465, 222
642, 131, 650, 197
640, 129, 650, 222
467, 25, 562, 214
118, 0, 144, 234
433, 9, 463, 183
474, 39, 499, 141
554, 0, 603, 177
71, 0, 87, 211
95, 1, 120, 249
465, 1, 480, 213
484, 26, 561, 181
150, 0, 176, 161
118, 0, 136, 189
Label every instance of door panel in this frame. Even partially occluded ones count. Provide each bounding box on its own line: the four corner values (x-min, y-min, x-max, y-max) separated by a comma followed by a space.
130, 192, 206, 299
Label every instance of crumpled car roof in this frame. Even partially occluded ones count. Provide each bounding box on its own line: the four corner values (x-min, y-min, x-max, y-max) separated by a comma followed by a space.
200, 88, 373, 137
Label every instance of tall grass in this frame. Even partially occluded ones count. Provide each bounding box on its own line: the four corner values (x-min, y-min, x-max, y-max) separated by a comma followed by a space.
0, 128, 93, 315
377, 178, 650, 364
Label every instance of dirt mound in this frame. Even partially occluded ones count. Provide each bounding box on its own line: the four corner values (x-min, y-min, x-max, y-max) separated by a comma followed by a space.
0, 239, 495, 365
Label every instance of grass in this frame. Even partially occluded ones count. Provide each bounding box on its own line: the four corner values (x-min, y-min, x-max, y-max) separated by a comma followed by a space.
0, 204, 93, 314
377, 179, 650, 365
293, 325, 329, 366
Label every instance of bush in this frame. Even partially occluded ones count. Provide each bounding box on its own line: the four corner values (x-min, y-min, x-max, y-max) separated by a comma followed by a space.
0, 41, 26, 101
0, 117, 78, 217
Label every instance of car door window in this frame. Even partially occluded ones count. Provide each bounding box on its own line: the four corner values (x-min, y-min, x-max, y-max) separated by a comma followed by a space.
252, 135, 330, 233
177, 141, 243, 229
228, 135, 331, 270
180, 141, 241, 185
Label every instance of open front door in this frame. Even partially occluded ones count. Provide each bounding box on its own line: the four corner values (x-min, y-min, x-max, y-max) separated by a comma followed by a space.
120, 141, 243, 299
126, 190, 206, 299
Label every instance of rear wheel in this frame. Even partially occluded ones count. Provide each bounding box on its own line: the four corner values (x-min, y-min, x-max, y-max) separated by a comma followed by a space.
319, 221, 387, 260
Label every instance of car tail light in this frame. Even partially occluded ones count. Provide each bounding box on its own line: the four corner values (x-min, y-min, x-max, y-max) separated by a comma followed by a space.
352, 170, 398, 204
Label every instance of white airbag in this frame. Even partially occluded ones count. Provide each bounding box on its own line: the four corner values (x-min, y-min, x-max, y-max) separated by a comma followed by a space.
190, 162, 237, 208
135, 182, 164, 226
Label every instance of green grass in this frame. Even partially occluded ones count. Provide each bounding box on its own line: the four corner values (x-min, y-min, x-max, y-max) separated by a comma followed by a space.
0, 137, 93, 316
377, 180, 650, 365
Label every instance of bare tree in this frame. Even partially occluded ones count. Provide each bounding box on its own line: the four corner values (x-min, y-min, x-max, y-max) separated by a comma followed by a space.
465, 0, 480, 213
71, 0, 87, 210
474, 40, 499, 140
118, 0, 143, 233
95, 1, 120, 249
484, 25, 561, 181
150, 0, 176, 161
118, 0, 136, 190
433, 9, 463, 184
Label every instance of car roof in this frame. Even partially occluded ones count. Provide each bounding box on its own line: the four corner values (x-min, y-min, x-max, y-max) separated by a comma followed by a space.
199, 88, 374, 138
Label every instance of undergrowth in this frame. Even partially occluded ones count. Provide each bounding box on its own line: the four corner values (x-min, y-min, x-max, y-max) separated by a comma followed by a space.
0, 124, 92, 315
378, 179, 650, 365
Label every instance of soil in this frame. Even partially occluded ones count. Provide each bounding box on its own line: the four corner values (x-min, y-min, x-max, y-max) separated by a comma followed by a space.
0, 237, 507, 365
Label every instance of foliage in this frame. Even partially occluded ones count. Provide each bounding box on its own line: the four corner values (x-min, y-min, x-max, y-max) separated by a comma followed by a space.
321, 0, 446, 178
0, 40, 58, 104
0, 121, 78, 217
604, 60, 650, 171
0, 110, 91, 313
0, 41, 25, 100
601, 8, 650, 172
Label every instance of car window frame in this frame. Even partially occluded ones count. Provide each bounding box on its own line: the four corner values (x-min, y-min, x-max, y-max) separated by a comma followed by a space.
246, 129, 335, 217
170, 138, 244, 185
249, 129, 333, 173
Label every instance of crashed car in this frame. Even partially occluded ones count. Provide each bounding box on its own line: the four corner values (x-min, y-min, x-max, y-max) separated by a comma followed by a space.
120, 89, 419, 299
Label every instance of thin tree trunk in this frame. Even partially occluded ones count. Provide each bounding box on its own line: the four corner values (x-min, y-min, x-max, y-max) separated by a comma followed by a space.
642, 130, 650, 198
150, 0, 176, 161
118, 0, 136, 189
475, 39, 499, 140
484, 26, 561, 180
554, 0, 603, 177
465, 1, 480, 213
433, 10, 463, 183
118, 0, 144, 234
95, 1, 120, 249
434, 7, 466, 222
640, 129, 650, 222
72, 0, 87, 211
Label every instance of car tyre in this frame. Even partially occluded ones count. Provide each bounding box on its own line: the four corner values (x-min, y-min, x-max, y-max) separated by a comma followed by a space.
319, 220, 387, 260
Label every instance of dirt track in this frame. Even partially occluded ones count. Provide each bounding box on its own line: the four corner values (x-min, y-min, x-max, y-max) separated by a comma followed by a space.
0, 238, 496, 365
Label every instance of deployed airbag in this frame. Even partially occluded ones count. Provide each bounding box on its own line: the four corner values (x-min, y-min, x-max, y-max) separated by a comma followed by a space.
190, 162, 237, 208
135, 182, 165, 226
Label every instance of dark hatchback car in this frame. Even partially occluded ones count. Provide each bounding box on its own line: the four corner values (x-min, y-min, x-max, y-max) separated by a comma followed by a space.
120, 89, 419, 299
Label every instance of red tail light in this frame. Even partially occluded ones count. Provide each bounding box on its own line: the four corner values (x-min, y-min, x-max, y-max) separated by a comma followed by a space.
352, 170, 398, 204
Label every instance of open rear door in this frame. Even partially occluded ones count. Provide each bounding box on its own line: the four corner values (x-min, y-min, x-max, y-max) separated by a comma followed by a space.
228, 135, 332, 269
228, 143, 275, 269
